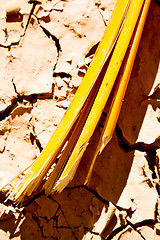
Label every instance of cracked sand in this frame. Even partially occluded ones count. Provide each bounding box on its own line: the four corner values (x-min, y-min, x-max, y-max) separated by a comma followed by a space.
0, 0, 160, 239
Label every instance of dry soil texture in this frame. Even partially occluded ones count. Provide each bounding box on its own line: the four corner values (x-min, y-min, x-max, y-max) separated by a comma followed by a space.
0, 0, 160, 239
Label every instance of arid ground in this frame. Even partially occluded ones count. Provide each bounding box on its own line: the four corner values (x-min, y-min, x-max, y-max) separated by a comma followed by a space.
0, 0, 160, 239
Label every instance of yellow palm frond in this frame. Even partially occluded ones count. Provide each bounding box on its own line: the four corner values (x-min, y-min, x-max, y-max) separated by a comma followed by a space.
6, 0, 151, 205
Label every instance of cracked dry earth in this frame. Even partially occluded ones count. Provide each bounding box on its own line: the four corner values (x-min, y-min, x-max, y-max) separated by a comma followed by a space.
0, 0, 160, 239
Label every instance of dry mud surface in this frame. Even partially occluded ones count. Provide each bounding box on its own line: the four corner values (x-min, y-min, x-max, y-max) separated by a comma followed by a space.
0, 0, 160, 239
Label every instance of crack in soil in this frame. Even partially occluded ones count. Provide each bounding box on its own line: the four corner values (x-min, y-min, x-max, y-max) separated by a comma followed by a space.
12, 77, 19, 96
145, 150, 158, 179
23, 1, 40, 35
31, 212, 44, 238
29, 117, 43, 153
115, 124, 160, 184
105, 225, 125, 240
94, 4, 107, 27
0, 41, 20, 48
0, 85, 54, 122
34, 15, 61, 73
105, 218, 156, 240
66, 185, 109, 206
115, 124, 160, 153
48, 196, 77, 239
40, 25, 61, 56
126, 219, 155, 240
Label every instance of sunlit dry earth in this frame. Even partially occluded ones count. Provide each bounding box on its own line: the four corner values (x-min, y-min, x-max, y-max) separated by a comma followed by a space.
0, 0, 160, 239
